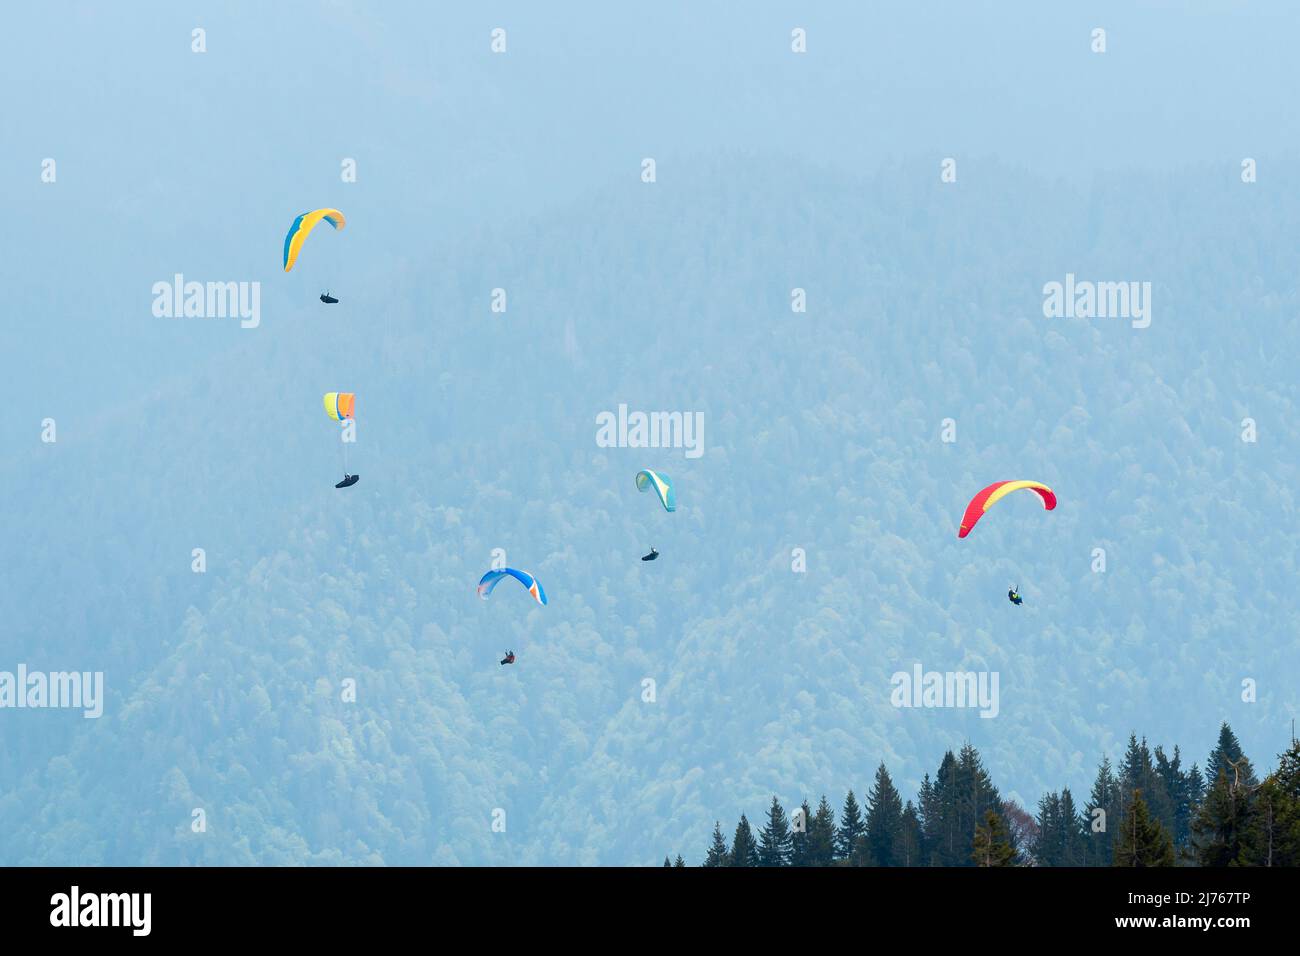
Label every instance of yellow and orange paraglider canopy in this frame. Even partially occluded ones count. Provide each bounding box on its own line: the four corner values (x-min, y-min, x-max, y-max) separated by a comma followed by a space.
323, 392, 355, 422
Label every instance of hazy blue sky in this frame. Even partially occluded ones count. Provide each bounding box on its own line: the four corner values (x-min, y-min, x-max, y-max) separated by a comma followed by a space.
4, 0, 1293, 433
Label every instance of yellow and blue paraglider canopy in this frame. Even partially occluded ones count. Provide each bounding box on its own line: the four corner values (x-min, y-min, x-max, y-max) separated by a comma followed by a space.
477, 568, 547, 606
323, 391, 355, 423
284, 208, 345, 272
636, 469, 676, 512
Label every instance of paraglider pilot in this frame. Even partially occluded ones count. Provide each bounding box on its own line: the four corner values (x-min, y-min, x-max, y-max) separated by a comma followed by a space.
500, 650, 515, 666
1008, 586, 1022, 606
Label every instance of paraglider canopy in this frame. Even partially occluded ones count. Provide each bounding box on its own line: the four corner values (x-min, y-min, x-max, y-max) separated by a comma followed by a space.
323, 391, 356, 423
958, 480, 1056, 538
477, 568, 547, 606
283, 208, 345, 272
636, 469, 676, 512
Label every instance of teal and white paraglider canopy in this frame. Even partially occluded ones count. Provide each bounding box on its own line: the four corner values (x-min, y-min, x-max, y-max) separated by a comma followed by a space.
636, 469, 676, 512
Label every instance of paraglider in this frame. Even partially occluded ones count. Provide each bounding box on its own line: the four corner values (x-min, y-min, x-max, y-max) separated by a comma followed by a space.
477, 568, 547, 607
1008, 586, 1023, 606
283, 208, 345, 272
636, 469, 676, 512
320, 291, 339, 304
957, 480, 1056, 538
323, 391, 358, 488
500, 650, 516, 666
635, 470, 674, 559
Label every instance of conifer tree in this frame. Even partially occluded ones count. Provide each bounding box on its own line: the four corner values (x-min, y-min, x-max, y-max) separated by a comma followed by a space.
1191, 770, 1251, 867
1238, 777, 1287, 867
730, 814, 760, 867
837, 790, 866, 864
1205, 723, 1257, 791
1059, 787, 1089, 866
1276, 739, 1300, 793
1037, 790, 1088, 866
929, 752, 963, 865
1119, 734, 1174, 838
1035, 792, 1064, 866
1113, 789, 1175, 866
1187, 762, 1206, 808
758, 796, 792, 867
1155, 745, 1194, 849
1240, 740, 1300, 866
1085, 756, 1122, 866
971, 809, 1016, 866
864, 763, 905, 866
953, 744, 1003, 867
703, 821, 730, 867
894, 801, 923, 867
917, 773, 939, 865
674, 854, 686, 868
806, 795, 837, 866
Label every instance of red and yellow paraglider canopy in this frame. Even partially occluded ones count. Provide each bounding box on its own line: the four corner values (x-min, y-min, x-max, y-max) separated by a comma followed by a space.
957, 480, 1056, 538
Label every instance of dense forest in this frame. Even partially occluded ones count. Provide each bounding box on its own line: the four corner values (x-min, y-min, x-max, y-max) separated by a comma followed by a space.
5, 156, 1300, 865
667, 724, 1300, 866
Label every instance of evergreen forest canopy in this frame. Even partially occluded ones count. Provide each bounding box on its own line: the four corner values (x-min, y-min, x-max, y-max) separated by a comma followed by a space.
670, 724, 1300, 867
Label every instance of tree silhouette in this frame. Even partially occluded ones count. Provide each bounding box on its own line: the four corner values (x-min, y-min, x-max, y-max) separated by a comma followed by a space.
758, 797, 792, 867
730, 814, 759, 867
703, 821, 730, 867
